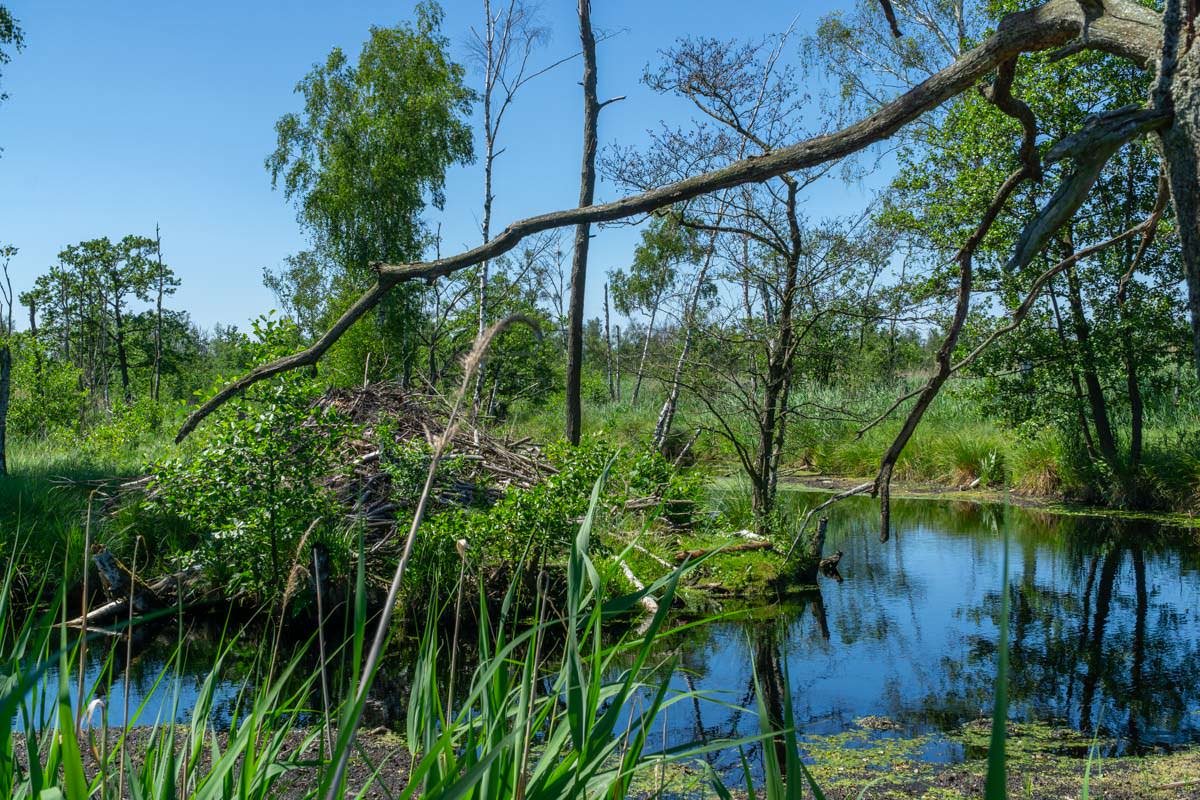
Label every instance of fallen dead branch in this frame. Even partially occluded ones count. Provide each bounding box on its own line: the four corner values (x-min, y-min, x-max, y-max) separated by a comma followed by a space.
674, 540, 773, 562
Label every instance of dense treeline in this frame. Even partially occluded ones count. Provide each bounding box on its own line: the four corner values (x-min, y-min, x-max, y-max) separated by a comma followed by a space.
3, 1, 1200, 797
2, 0, 1196, 520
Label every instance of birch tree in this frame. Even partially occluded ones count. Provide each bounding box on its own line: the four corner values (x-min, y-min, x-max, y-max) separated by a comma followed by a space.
183, 0, 1196, 542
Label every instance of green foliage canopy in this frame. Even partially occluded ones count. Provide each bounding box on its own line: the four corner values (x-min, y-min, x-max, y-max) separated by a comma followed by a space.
266, 1, 474, 277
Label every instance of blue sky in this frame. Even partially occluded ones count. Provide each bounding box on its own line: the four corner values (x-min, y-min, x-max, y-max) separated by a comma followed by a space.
0, 1, 889, 332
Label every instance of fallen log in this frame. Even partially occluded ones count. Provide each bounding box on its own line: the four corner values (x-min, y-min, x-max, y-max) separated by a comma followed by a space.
674, 539, 773, 562
617, 561, 659, 615
66, 561, 208, 628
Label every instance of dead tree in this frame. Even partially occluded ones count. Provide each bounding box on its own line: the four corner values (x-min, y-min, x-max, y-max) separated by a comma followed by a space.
652, 225, 720, 450
566, 0, 599, 444
470, 0, 549, 419
566, 1, 626, 443
179, 0, 1190, 544
604, 281, 615, 400
0, 245, 15, 477
609, 30, 860, 532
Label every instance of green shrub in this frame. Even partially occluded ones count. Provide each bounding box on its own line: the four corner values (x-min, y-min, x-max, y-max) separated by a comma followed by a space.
411, 437, 704, 599
6, 334, 87, 439
145, 317, 355, 603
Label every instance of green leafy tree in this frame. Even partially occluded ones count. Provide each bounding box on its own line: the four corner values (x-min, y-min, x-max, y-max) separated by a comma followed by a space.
843, 0, 1188, 505
267, 1, 474, 386
609, 216, 701, 403
42, 235, 162, 403
262, 250, 334, 342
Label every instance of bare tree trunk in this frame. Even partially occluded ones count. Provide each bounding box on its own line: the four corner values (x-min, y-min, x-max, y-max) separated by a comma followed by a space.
631, 304, 657, 403
1117, 161, 1145, 470
768, 374, 793, 506
27, 300, 42, 401
152, 224, 165, 402
614, 325, 622, 402
1048, 278, 1099, 458
654, 238, 716, 450
486, 366, 500, 418
751, 183, 803, 535
604, 282, 615, 401
652, 322, 692, 450
1064, 262, 1120, 465
472, 0, 497, 425
565, 0, 599, 445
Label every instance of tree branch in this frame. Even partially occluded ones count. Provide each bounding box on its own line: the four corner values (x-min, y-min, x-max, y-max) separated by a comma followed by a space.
177, 0, 1161, 441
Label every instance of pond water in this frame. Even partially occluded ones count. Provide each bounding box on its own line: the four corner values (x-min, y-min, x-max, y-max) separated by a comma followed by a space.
22, 490, 1200, 769
652, 490, 1200, 765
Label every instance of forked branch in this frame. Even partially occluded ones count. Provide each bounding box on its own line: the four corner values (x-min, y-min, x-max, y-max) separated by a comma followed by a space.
177, 0, 1161, 442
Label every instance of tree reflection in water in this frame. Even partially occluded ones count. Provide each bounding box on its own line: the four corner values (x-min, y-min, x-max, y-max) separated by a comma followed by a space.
655, 491, 1200, 767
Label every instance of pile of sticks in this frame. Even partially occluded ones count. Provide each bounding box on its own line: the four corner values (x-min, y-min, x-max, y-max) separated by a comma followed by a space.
313, 383, 555, 532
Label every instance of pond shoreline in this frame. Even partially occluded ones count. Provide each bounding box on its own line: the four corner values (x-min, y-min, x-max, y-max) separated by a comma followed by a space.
33, 723, 1200, 799
773, 472, 1200, 529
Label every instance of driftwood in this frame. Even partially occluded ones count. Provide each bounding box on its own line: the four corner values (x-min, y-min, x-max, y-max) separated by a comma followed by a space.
67, 548, 207, 628
674, 539, 773, 562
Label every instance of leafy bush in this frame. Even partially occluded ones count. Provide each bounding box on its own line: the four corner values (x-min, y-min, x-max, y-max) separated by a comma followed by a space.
75, 395, 174, 464
6, 334, 87, 439
146, 317, 355, 602
411, 437, 704, 596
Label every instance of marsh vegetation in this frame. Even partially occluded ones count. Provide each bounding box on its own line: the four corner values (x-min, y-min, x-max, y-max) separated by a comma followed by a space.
3, 0, 1200, 797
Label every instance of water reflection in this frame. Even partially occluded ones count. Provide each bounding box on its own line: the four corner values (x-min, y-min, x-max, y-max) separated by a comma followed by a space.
24, 491, 1200, 768
659, 492, 1200, 762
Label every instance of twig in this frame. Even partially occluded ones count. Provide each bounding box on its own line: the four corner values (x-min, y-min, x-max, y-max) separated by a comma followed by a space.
784, 483, 872, 562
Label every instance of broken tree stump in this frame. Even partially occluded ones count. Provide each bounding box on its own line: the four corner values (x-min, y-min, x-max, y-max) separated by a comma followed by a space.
92, 545, 160, 614
67, 547, 208, 628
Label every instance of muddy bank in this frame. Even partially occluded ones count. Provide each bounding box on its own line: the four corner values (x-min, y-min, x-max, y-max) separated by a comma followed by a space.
21, 723, 1200, 798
